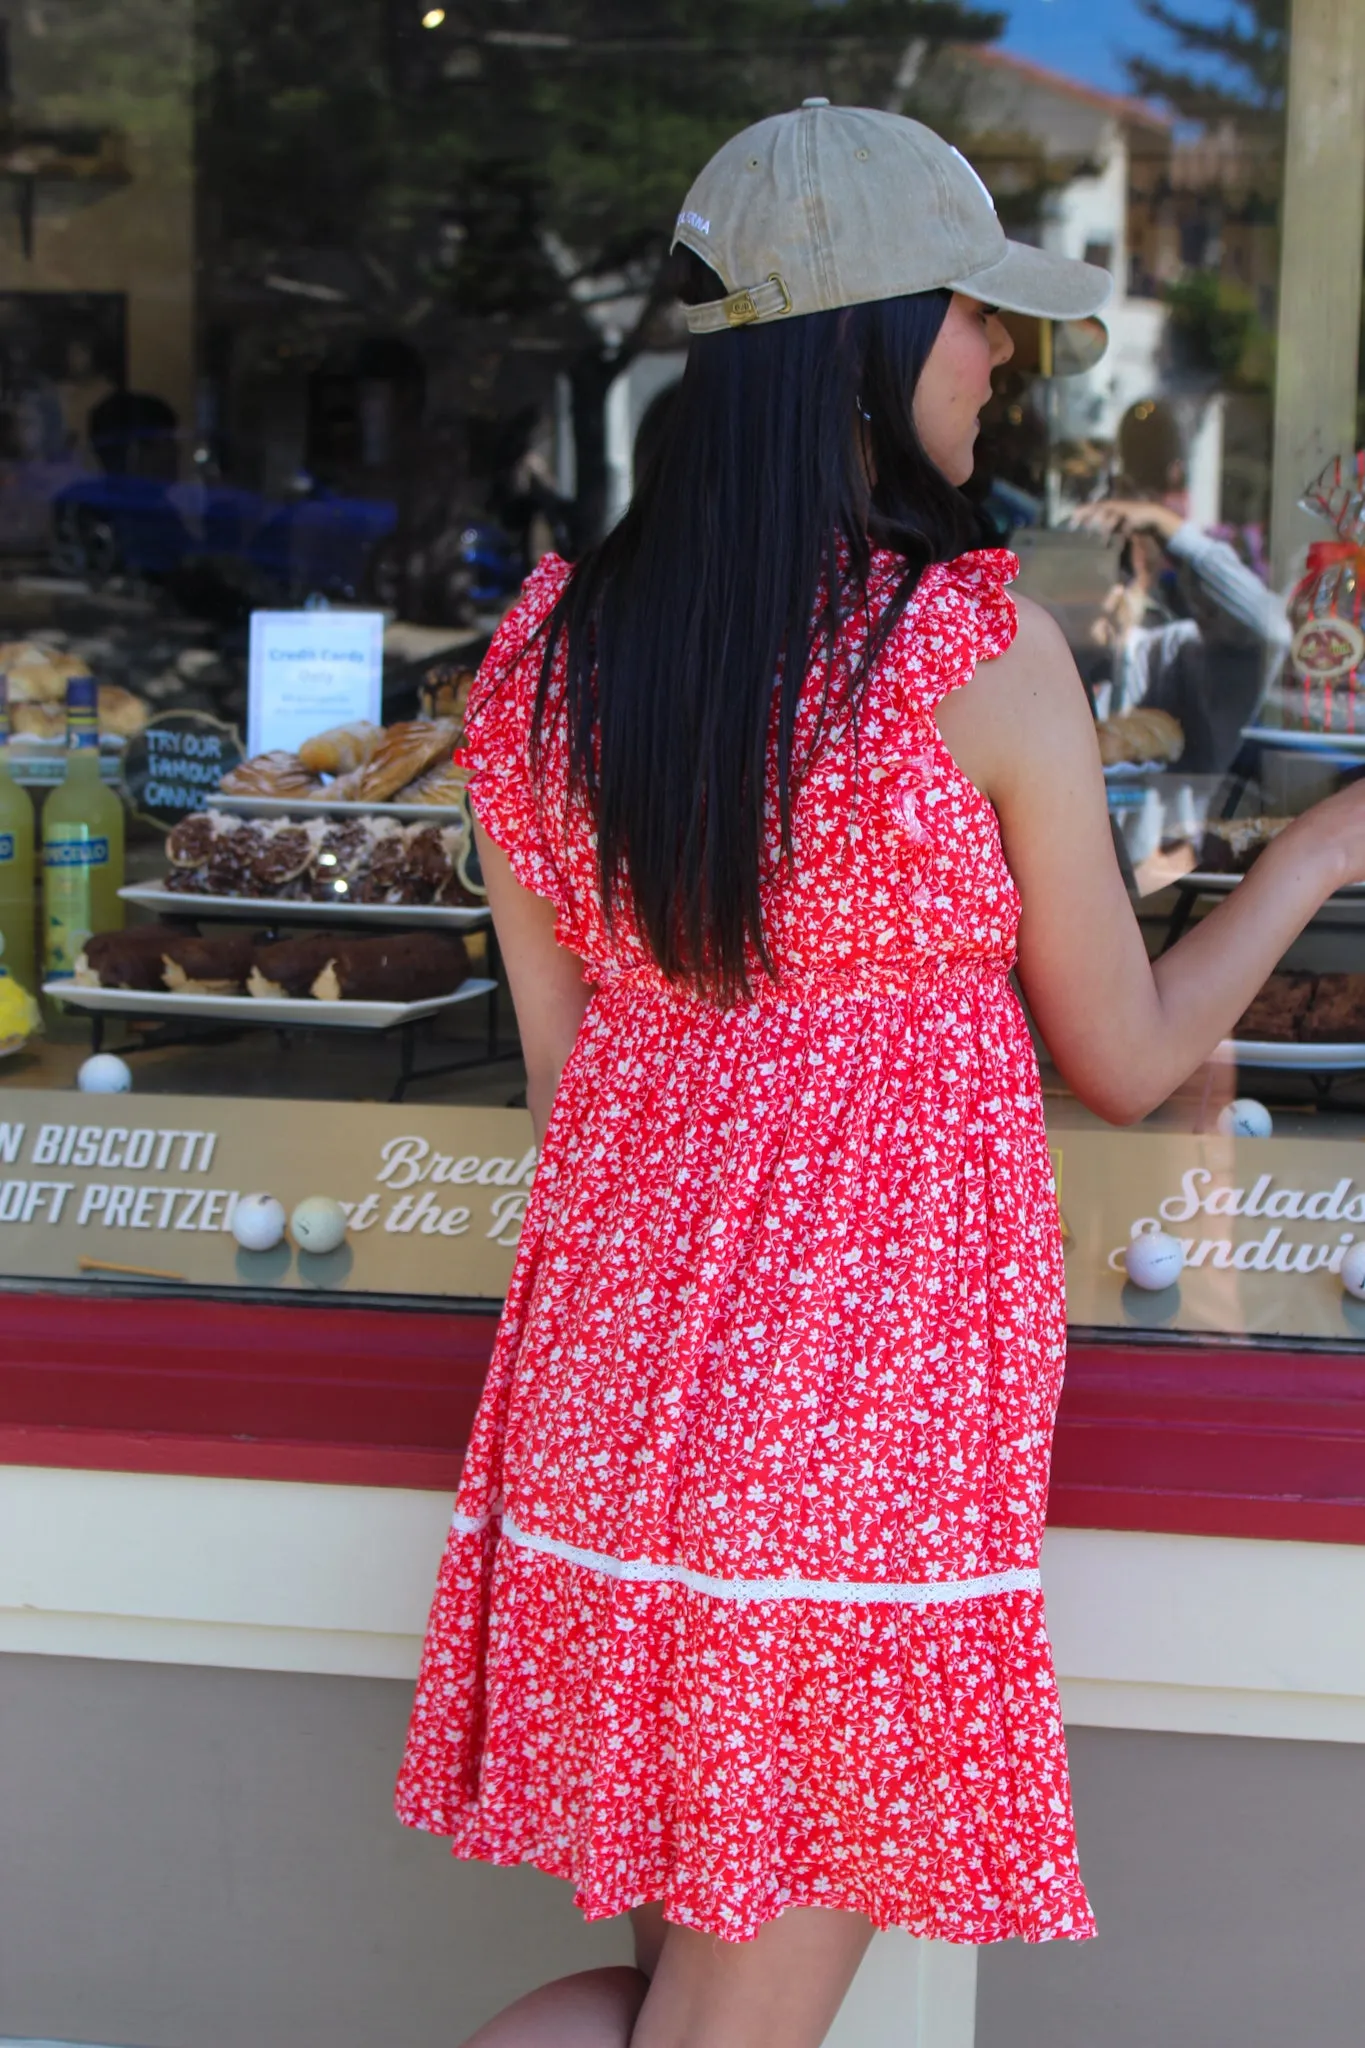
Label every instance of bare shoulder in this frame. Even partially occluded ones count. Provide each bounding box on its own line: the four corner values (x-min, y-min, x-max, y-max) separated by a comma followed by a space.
938, 592, 1094, 802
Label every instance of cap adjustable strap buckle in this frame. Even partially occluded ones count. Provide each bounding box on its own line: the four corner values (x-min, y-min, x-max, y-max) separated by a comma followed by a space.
685, 273, 793, 334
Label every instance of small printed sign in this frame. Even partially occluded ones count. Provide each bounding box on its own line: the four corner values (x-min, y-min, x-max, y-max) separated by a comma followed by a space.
248, 609, 384, 757
1059, 1126, 1365, 1339
122, 712, 244, 828
0, 1092, 535, 1298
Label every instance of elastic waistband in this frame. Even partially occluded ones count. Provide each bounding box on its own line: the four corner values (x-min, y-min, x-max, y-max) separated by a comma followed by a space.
593, 959, 1011, 1009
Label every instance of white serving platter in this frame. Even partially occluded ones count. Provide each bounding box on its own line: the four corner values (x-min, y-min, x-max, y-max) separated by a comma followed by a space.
44, 977, 496, 1033
1242, 725, 1365, 757
212, 792, 467, 825
1217, 1038, 1365, 1072
119, 884, 488, 928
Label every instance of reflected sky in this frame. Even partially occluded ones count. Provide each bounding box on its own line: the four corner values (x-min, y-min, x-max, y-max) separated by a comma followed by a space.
1000, 0, 1249, 98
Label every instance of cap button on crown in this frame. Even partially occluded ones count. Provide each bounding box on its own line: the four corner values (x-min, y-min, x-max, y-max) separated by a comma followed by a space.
801, 96, 830, 108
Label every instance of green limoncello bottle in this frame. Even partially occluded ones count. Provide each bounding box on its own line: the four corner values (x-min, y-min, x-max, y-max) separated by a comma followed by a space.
0, 674, 37, 991
42, 673, 124, 979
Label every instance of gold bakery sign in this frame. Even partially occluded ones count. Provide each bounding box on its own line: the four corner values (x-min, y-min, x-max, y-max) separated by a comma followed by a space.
0, 1091, 534, 1299
1058, 1127, 1365, 1340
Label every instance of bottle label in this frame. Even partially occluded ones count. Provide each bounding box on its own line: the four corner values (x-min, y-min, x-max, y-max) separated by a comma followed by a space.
44, 836, 110, 868
44, 825, 107, 977
0, 832, 13, 863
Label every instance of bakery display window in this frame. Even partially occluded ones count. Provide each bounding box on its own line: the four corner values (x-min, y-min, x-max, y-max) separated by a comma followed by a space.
0, 2, 1362, 1338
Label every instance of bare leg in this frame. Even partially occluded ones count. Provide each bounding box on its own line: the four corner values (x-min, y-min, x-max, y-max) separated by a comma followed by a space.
629, 1904, 874, 2048
457, 1966, 648, 2048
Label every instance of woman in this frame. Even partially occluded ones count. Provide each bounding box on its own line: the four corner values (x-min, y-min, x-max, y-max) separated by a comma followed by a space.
397, 106, 1365, 2047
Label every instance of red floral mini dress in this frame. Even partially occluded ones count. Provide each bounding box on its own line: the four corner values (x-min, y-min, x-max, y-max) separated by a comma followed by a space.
396, 546, 1094, 1946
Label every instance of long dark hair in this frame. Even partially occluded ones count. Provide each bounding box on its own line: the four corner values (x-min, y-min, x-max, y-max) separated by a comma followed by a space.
536, 252, 984, 1000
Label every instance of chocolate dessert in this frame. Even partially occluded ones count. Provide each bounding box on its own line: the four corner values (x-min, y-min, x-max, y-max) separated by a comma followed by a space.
1300, 974, 1365, 1042
248, 934, 342, 1000
1233, 972, 1316, 1042
309, 932, 470, 1003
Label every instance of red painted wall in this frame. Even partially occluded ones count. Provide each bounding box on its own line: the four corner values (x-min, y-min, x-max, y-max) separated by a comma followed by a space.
3, 1291, 1364, 1541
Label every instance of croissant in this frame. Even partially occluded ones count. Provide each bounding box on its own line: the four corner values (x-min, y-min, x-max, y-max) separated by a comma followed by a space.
333, 719, 458, 803
298, 720, 385, 777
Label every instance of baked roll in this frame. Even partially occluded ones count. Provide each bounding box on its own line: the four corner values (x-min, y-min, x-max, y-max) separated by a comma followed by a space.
220, 750, 323, 798
298, 721, 384, 777
334, 720, 458, 803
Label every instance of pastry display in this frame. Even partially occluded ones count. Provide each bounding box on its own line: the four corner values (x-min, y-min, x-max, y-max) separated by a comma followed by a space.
220, 750, 325, 798
1196, 815, 1292, 875
1233, 971, 1365, 1044
0, 643, 149, 741
75, 922, 472, 1006
161, 808, 481, 905
218, 716, 466, 807
1096, 706, 1184, 768
309, 931, 470, 1003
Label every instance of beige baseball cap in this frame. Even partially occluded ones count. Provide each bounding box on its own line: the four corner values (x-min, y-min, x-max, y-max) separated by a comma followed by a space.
673, 100, 1113, 336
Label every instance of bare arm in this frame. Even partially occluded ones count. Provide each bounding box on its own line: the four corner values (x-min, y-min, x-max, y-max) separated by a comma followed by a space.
936, 598, 1365, 1124
477, 823, 591, 1146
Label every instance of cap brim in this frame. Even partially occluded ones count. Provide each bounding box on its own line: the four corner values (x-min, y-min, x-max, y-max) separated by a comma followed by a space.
997, 309, 1110, 379
948, 239, 1113, 321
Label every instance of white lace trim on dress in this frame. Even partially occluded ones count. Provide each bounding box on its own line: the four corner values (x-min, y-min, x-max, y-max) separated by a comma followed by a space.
449, 1507, 1041, 1607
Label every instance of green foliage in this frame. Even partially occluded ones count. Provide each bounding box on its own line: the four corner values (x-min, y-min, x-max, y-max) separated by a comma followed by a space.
1124, 0, 1286, 124
1163, 271, 1271, 387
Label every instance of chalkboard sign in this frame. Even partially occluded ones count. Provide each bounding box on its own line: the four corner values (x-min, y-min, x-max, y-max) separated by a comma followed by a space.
122, 713, 243, 828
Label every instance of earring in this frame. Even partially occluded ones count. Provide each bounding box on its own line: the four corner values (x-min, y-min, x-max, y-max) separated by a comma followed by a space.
857, 397, 872, 421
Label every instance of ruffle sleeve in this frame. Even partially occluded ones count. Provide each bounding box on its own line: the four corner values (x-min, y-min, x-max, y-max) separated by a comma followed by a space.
888, 547, 1020, 712
458, 553, 574, 909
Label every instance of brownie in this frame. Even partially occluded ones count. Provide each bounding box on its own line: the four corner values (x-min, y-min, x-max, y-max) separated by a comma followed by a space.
310, 932, 470, 1003
1234, 972, 1316, 1042
1301, 974, 1365, 1042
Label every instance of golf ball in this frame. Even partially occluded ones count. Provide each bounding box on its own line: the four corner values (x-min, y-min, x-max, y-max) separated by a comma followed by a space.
1217, 1097, 1273, 1139
1341, 1242, 1365, 1302
77, 1052, 132, 1093
1124, 1227, 1185, 1292
231, 1192, 287, 1253
290, 1195, 348, 1255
